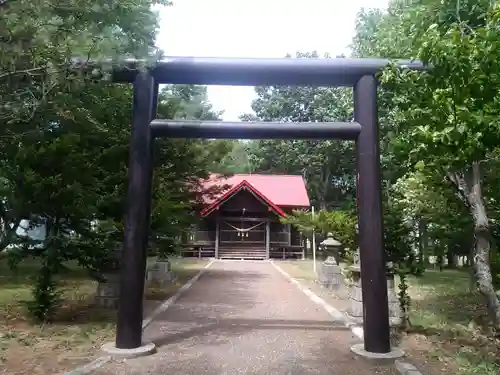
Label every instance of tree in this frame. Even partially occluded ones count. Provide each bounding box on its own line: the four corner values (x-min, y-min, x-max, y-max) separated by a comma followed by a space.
214, 141, 255, 174
391, 170, 473, 268
281, 209, 357, 259
0, 0, 169, 125
0, 0, 171, 253
243, 52, 356, 210
0, 0, 234, 321
93, 84, 229, 256
352, 0, 500, 326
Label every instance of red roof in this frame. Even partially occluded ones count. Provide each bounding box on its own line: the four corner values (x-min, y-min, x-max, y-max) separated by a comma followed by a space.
201, 174, 310, 216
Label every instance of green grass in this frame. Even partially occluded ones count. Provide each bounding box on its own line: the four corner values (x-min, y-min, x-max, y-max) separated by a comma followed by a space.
406, 269, 500, 375
275, 259, 318, 281
0, 253, 209, 375
0, 255, 93, 316
0, 254, 115, 374
276, 259, 500, 375
408, 269, 479, 328
277, 258, 350, 281
144, 256, 209, 302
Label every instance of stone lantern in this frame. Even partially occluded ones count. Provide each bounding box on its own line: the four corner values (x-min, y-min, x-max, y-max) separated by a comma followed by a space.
317, 233, 343, 289
320, 233, 342, 263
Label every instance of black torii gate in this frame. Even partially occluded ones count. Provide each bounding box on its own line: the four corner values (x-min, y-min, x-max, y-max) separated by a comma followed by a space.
111, 57, 426, 354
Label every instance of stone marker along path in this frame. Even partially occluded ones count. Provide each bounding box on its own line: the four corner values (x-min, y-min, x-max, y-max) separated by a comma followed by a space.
93, 260, 398, 375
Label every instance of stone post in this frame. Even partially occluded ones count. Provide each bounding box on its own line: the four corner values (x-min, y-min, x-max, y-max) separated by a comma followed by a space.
95, 245, 121, 309
347, 260, 402, 326
348, 264, 363, 319
147, 255, 176, 287
386, 272, 402, 326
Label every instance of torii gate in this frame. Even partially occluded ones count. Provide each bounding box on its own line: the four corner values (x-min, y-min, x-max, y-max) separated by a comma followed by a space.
105, 57, 426, 356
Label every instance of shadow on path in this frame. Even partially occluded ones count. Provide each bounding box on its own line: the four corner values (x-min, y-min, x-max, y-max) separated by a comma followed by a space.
152, 318, 350, 347
93, 261, 398, 375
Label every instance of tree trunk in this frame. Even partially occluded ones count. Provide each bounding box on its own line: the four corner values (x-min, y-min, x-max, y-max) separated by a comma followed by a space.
302, 234, 308, 258
448, 163, 500, 327
467, 162, 500, 328
319, 201, 327, 211
437, 253, 444, 272
468, 243, 475, 290
418, 218, 428, 265
446, 247, 456, 268
318, 166, 331, 212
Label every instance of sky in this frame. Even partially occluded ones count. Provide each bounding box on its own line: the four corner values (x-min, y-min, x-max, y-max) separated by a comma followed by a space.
155, 0, 388, 121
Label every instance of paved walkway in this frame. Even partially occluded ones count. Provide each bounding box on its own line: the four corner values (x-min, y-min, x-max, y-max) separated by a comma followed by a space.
94, 260, 397, 375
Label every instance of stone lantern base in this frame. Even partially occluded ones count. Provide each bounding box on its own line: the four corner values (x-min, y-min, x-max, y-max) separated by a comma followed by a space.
318, 256, 344, 289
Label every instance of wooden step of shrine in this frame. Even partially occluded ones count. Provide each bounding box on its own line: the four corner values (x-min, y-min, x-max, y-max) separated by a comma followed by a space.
218, 247, 267, 260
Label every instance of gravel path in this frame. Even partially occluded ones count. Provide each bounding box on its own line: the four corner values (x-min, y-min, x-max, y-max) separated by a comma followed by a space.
94, 260, 398, 375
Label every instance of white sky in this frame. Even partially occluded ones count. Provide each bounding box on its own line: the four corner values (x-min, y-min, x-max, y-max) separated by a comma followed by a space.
155, 0, 388, 120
